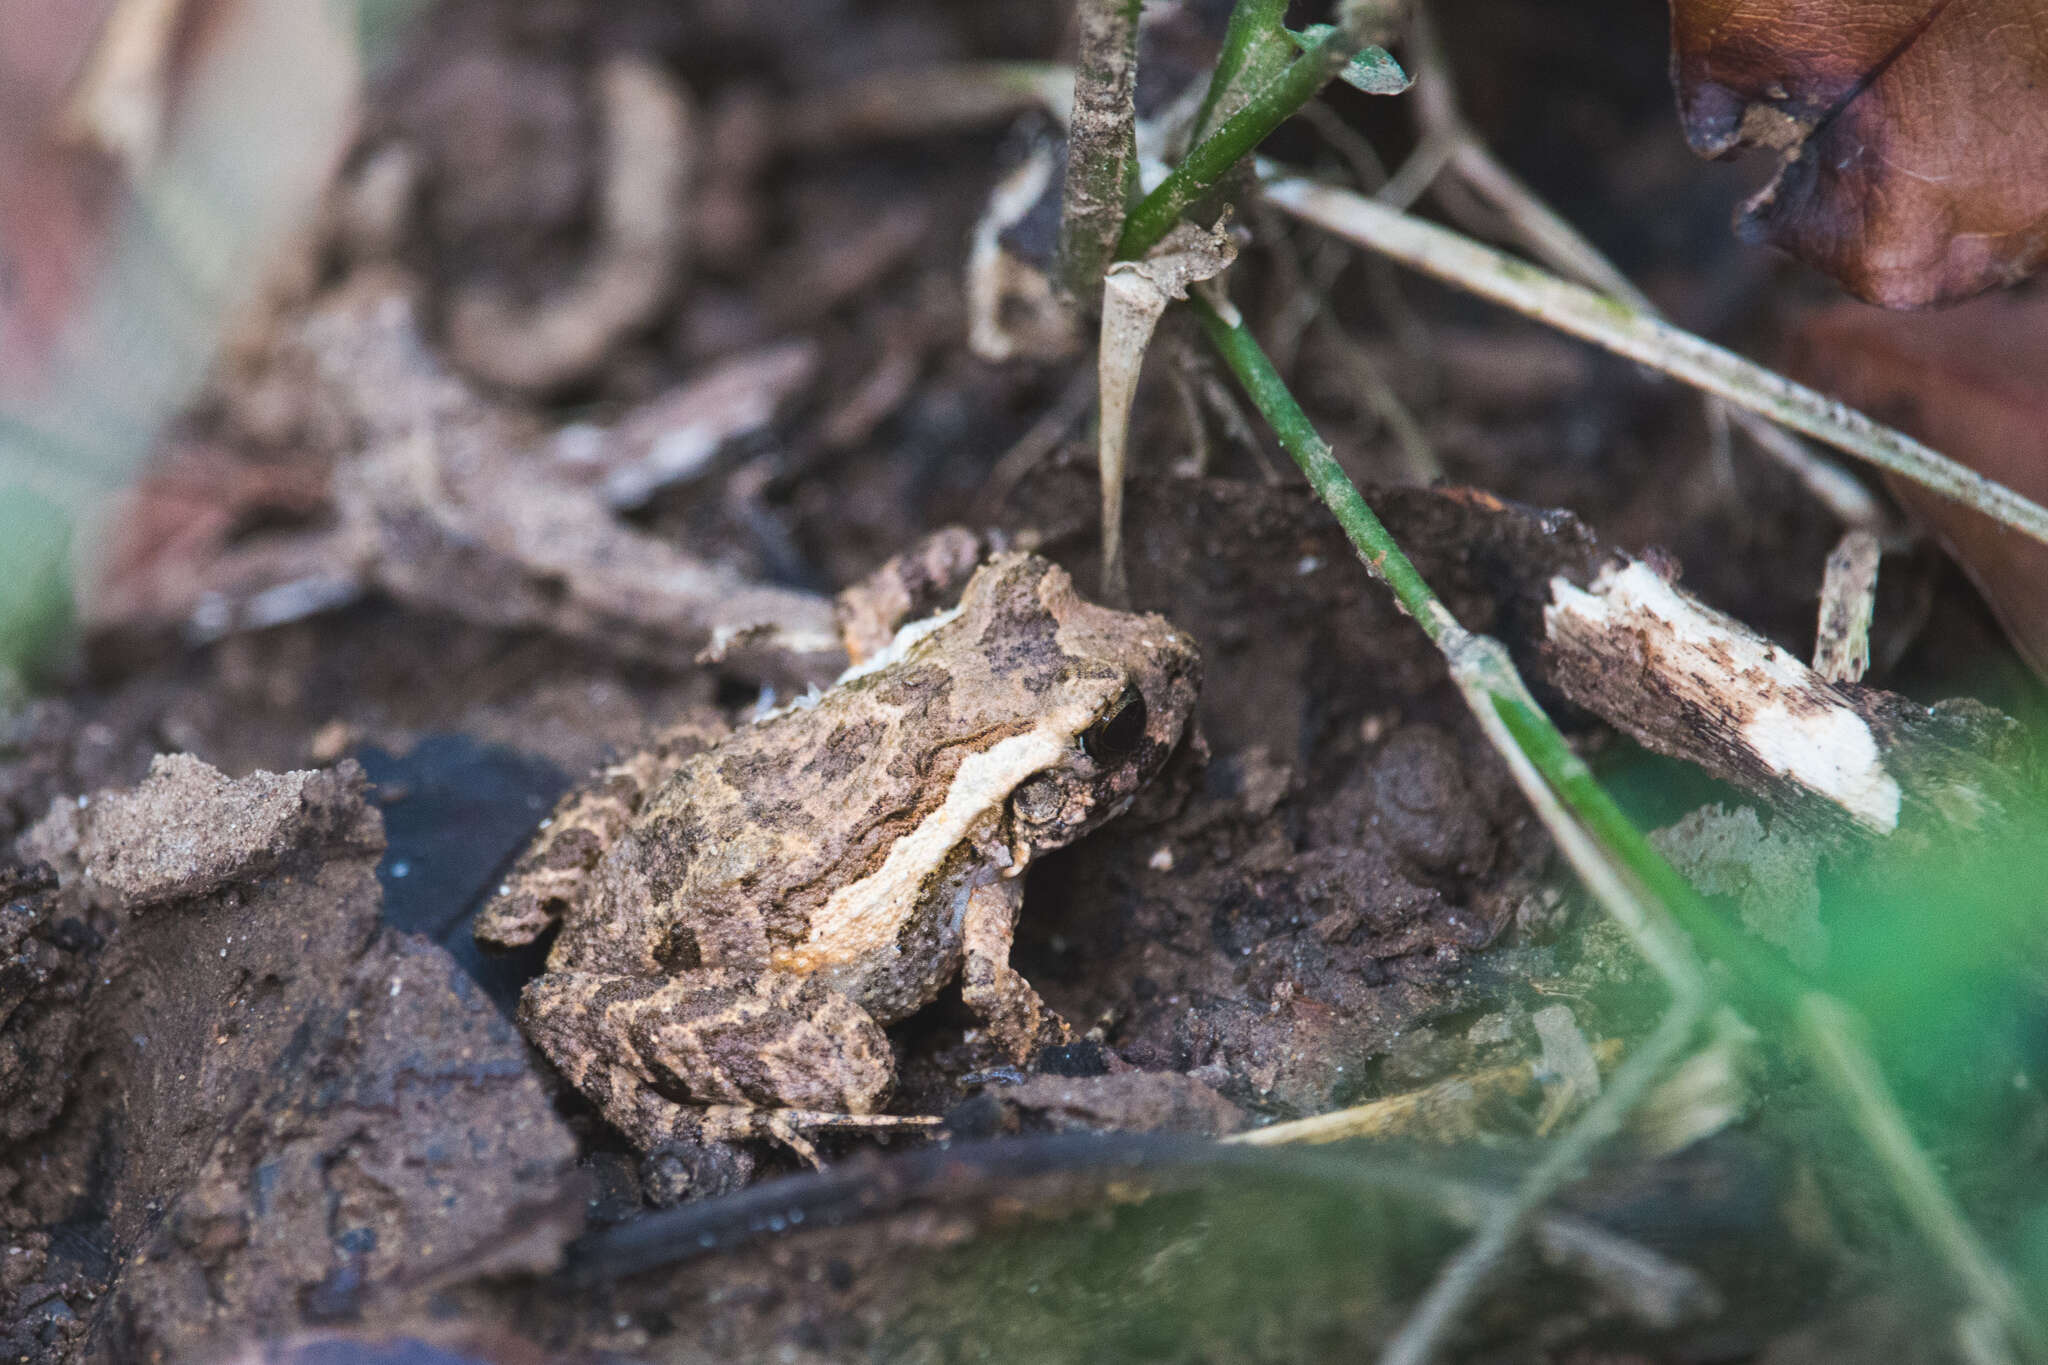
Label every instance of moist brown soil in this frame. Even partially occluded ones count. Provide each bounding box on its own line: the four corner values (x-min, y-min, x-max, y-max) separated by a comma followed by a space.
4, 0, 2042, 1361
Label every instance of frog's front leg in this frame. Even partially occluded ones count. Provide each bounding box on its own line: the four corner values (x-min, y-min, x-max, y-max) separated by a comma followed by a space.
960, 879, 1070, 1061
519, 968, 935, 1166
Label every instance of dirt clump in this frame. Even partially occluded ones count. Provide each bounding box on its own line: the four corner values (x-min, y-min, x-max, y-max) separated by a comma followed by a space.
3, 755, 582, 1362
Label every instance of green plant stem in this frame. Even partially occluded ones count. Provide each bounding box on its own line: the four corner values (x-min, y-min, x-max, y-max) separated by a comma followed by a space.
1187, 0, 1293, 148
1189, 289, 1455, 642
1117, 19, 1373, 261
1189, 285, 2048, 1365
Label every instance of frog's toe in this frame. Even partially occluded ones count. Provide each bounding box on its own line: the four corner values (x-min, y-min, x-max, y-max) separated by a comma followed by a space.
969, 976, 1071, 1063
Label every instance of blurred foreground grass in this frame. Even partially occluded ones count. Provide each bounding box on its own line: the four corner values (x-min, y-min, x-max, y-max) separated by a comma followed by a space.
0, 0, 422, 686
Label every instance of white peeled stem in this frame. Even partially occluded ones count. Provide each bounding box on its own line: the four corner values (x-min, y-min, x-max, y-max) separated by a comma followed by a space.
1546, 559, 1902, 834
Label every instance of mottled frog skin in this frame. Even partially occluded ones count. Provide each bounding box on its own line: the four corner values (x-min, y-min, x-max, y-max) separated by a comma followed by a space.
477, 552, 1200, 1160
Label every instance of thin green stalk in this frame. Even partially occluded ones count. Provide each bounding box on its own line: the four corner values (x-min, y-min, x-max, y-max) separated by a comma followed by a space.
1187, 0, 1293, 148
1117, 18, 1375, 261
1189, 289, 1455, 642
1188, 286, 2048, 1365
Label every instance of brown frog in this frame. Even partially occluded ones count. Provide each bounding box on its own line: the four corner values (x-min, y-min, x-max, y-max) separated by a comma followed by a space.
477, 552, 1200, 1161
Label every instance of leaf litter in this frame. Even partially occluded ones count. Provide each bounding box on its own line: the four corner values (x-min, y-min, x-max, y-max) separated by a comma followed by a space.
4, 0, 2048, 1361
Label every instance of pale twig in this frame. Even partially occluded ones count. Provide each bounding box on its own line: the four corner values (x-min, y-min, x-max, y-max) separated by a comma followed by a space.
1196, 366, 1285, 484
1253, 213, 1440, 483
1376, 130, 1457, 212
1254, 203, 1330, 374
1259, 174, 2048, 548
1310, 313, 1441, 482
1814, 529, 1881, 683
973, 368, 1097, 519
1295, 97, 1391, 192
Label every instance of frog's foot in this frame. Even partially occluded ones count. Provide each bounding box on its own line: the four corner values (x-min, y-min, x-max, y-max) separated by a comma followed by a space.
475, 720, 722, 949
960, 881, 1071, 1062
565, 1082, 940, 1169
695, 1105, 944, 1169
521, 968, 916, 1164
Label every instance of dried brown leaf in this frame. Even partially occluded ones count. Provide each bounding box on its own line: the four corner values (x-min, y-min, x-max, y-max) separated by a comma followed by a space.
1670, 0, 2048, 306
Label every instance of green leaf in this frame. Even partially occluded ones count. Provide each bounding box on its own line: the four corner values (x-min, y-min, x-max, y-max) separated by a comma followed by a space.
0, 484, 76, 686
1287, 26, 1411, 95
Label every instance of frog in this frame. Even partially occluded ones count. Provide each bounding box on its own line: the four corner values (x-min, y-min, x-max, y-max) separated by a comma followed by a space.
476, 551, 1201, 1163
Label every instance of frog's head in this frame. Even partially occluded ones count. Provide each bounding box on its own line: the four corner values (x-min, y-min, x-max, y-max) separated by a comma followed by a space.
947, 552, 1201, 857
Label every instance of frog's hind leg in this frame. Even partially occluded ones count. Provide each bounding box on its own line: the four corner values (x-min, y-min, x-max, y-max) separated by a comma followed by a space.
521, 968, 935, 1167
475, 720, 723, 949
960, 880, 1071, 1061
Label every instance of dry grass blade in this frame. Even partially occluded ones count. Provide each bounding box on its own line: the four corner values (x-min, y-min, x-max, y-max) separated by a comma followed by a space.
1394, 3, 1884, 530
1260, 173, 2048, 548
1224, 1039, 1624, 1147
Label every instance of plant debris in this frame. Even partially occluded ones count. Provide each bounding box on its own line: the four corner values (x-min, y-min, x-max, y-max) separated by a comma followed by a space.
8, 0, 2048, 1359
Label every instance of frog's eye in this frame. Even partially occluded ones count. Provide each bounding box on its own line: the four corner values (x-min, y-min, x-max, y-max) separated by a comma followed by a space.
1082, 689, 1146, 763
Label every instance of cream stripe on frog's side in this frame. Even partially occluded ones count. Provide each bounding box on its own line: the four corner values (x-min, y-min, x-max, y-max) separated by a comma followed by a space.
772, 724, 1073, 975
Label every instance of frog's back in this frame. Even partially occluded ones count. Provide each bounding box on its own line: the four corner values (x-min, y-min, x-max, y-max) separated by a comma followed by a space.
557, 669, 945, 969
545, 549, 1191, 981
